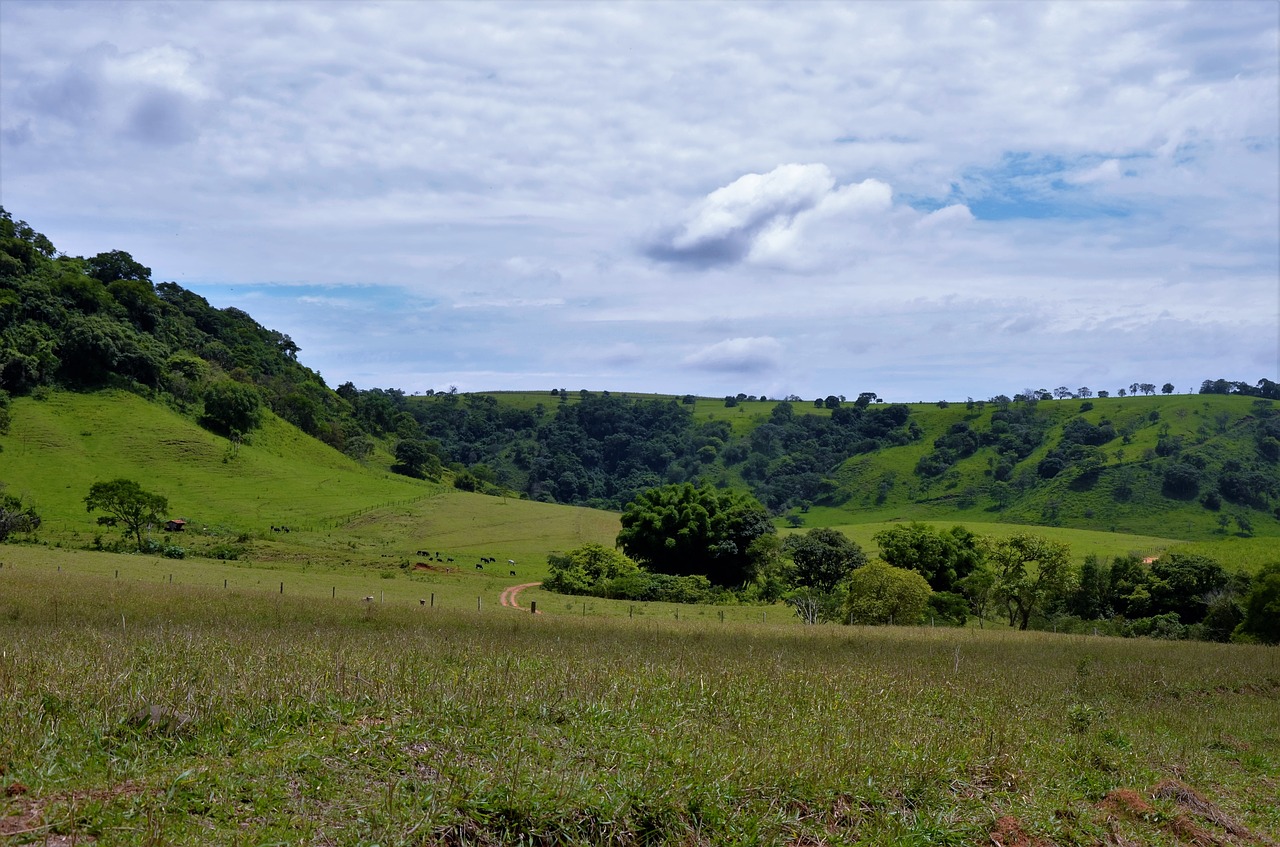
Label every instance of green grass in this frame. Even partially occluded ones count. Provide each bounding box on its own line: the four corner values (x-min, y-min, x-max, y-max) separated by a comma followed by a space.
2, 565, 1277, 846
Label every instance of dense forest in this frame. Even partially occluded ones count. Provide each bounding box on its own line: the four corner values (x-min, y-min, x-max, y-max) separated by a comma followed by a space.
3, 207, 1278, 535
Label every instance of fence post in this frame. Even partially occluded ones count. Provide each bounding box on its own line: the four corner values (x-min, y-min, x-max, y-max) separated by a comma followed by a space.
280, 582, 284, 594
431, 593, 435, 608
477, 596, 482, 612
531, 601, 537, 614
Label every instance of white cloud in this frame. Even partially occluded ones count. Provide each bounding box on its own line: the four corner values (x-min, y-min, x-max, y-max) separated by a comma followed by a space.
0, 0, 1273, 400
684, 337, 784, 373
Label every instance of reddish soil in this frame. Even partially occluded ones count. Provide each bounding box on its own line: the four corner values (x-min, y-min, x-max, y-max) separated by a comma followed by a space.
1097, 780, 1274, 847
989, 815, 1054, 847
413, 562, 456, 574
499, 582, 542, 611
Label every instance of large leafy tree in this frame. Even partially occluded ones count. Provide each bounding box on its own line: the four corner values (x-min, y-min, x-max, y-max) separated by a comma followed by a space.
784, 527, 867, 592
84, 479, 169, 550
200, 380, 263, 437
986, 533, 1074, 630
874, 522, 981, 592
845, 559, 932, 625
544, 543, 640, 595
616, 483, 774, 586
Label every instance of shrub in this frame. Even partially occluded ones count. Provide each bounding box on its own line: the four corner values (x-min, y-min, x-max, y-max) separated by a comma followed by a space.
845, 560, 932, 626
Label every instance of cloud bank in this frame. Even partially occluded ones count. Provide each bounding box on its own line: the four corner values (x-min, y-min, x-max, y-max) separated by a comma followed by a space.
0, 0, 1274, 400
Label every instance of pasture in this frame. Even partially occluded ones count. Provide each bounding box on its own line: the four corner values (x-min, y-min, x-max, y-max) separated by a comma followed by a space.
1, 563, 1278, 846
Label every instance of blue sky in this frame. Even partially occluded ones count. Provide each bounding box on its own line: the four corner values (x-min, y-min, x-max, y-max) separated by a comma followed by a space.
1, 0, 1276, 401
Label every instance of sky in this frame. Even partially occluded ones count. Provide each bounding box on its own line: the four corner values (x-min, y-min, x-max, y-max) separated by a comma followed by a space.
2, 0, 1277, 402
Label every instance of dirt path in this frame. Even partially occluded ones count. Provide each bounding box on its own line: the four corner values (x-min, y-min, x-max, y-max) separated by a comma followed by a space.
499, 582, 542, 611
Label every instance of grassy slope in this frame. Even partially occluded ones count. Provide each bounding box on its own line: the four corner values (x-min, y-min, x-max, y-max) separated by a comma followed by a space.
1, 391, 619, 569
5, 390, 1273, 576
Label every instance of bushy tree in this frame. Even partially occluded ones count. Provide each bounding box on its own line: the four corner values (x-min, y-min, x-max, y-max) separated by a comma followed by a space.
0, 488, 41, 541
985, 533, 1074, 630
783, 527, 866, 592
845, 559, 932, 625
200, 380, 263, 437
392, 439, 441, 479
874, 522, 980, 592
616, 483, 774, 586
84, 479, 168, 550
1236, 562, 1280, 644
544, 543, 640, 595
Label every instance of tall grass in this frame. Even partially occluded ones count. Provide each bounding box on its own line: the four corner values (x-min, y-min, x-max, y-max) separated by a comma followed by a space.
2, 567, 1277, 846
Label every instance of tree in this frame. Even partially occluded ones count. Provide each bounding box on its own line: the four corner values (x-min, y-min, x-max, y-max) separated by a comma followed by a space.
1162, 383, 1175, 395
783, 527, 867, 592
616, 483, 774, 586
1147, 553, 1228, 625
1236, 562, 1280, 644
985, 533, 1074, 630
0, 488, 41, 542
392, 439, 441, 479
873, 523, 980, 592
200, 380, 263, 437
84, 479, 168, 550
544, 543, 640, 595
845, 559, 932, 625
85, 249, 151, 284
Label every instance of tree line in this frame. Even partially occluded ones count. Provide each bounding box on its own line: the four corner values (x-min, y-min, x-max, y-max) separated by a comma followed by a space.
544, 483, 1279, 643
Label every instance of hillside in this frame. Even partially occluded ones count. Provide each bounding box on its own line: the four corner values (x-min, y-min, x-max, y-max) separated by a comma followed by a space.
0, 390, 619, 566
3, 206, 1277, 547
352, 388, 1279, 541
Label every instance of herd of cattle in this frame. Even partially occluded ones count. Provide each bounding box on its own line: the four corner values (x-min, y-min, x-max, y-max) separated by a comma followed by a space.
415, 550, 517, 576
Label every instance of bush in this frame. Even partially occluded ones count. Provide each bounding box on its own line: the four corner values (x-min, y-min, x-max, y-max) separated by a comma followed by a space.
845, 560, 932, 626
927, 591, 969, 626
162, 545, 185, 559
1124, 613, 1187, 640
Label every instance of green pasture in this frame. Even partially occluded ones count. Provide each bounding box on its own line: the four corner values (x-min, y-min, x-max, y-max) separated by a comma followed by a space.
2, 391, 433, 536
1, 566, 1277, 846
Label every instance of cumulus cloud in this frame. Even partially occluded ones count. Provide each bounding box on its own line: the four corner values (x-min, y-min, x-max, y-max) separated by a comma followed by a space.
684, 337, 784, 373
647, 164, 895, 268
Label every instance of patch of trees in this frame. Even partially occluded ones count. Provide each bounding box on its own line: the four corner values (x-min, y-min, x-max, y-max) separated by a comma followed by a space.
916, 401, 1053, 480
1065, 551, 1273, 642
737, 401, 916, 510
1199, 378, 1280, 399
1, 208, 355, 448
546, 504, 1276, 643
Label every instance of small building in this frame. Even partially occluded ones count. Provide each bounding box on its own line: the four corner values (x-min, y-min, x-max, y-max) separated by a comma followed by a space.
164, 519, 187, 532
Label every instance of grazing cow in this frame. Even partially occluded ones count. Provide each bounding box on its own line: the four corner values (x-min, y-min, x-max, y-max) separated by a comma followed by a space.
363, 596, 374, 602
475, 562, 483, 570
419, 599, 426, 605
509, 570, 516, 576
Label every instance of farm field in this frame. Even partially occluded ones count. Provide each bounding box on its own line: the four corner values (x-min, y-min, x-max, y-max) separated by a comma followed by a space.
1, 565, 1278, 846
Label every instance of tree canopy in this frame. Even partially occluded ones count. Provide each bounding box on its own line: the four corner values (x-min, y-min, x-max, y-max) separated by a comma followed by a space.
845, 559, 933, 625
783, 527, 867, 593
84, 479, 169, 550
874, 522, 980, 592
616, 483, 774, 586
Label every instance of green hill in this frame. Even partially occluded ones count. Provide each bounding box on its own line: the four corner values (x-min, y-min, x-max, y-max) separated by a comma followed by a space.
1, 390, 619, 567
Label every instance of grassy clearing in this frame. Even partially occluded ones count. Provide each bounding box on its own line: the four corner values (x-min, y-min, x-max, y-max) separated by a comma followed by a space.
1, 567, 1277, 846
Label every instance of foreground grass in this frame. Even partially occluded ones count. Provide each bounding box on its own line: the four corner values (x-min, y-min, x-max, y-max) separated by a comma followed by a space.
2, 570, 1277, 846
